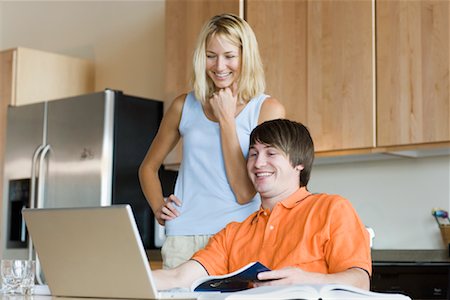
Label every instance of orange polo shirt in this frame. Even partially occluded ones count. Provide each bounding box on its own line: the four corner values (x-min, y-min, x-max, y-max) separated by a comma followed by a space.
192, 187, 371, 276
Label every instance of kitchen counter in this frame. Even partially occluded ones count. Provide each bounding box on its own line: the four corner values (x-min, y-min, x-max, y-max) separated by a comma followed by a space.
372, 249, 450, 264
146, 249, 162, 269
371, 249, 450, 299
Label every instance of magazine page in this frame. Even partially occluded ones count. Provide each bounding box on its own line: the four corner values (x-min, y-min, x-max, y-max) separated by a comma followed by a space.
321, 284, 412, 299
191, 262, 271, 292
197, 284, 412, 300
212, 285, 318, 300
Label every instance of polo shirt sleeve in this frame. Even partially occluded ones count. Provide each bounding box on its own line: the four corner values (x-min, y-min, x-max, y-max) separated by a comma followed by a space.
324, 197, 372, 275
191, 222, 240, 276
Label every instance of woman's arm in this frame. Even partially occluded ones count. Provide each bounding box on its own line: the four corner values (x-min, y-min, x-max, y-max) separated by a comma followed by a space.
138, 94, 185, 225
210, 91, 285, 204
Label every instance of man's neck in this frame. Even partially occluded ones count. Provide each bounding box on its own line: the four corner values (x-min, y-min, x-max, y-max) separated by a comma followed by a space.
260, 187, 301, 210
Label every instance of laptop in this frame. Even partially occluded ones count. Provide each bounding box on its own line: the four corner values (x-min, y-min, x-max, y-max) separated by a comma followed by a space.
22, 205, 203, 299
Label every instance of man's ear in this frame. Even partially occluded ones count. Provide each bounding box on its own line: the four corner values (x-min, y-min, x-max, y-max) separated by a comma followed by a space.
295, 165, 304, 172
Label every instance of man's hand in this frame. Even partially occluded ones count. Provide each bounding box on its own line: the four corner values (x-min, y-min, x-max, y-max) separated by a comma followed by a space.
254, 267, 323, 287
254, 267, 370, 290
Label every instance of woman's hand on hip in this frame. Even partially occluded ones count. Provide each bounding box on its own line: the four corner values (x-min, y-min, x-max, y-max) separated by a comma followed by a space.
155, 194, 182, 225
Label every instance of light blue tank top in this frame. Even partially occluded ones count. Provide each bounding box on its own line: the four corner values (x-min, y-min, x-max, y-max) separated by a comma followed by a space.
165, 92, 267, 235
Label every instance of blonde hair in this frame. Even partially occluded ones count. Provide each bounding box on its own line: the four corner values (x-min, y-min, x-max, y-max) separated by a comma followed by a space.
192, 13, 265, 104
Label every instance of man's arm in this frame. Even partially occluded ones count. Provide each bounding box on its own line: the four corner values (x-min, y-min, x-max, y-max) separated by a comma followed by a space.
153, 260, 208, 291
254, 267, 370, 290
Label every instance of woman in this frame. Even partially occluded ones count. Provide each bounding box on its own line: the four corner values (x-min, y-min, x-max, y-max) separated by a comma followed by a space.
139, 13, 285, 268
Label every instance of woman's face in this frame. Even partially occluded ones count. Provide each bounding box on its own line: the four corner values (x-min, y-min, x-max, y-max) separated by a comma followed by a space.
205, 34, 241, 90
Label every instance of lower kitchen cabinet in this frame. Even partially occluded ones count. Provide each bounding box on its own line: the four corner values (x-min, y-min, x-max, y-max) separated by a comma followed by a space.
372, 250, 450, 300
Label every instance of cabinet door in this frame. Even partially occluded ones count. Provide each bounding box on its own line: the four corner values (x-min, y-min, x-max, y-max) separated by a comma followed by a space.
0, 50, 14, 222
377, 0, 450, 146
246, 0, 308, 125
248, 0, 374, 152
12, 48, 94, 106
164, 0, 240, 105
164, 0, 240, 166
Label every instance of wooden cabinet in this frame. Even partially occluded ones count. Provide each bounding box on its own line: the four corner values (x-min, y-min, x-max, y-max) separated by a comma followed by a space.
0, 47, 94, 106
164, 0, 240, 166
248, 0, 374, 152
376, 0, 450, 147
246, 0, 308, 135
164, 0, 450, 163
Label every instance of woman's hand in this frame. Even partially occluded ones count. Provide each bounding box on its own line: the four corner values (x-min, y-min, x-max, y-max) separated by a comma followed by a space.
209, 87, 237, 122
155, 194, 182, 225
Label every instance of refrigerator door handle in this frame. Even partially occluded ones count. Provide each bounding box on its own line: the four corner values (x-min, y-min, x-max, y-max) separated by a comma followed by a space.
36, 144, 51, 210
28, 144, 46, 260
30, 144, 46, 209
34, 144, 51, 285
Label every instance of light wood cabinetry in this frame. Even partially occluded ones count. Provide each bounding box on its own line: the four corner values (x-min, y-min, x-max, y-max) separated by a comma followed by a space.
248, 0, 374, 152
0, 47, 94, 106
164, 0, 240, 167
376, 0, 450, 147
246, 0, 308, 135
164, 0, 240, 105
164, 0, 449, 164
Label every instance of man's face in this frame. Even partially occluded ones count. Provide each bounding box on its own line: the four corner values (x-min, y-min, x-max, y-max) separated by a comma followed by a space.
247, 141, 301, 201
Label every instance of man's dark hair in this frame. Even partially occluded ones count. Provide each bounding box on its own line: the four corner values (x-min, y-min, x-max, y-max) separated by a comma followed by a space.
249, 119, 315, 187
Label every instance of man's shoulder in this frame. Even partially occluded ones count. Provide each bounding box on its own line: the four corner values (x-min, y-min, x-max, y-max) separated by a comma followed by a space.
301, 192, 352, 209
223, 211, 261, 230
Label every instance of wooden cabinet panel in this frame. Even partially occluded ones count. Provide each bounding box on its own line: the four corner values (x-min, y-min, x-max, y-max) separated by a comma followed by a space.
1, 47, 94, 106
377, 0, 450, 146
246, 0, 308, 124
307, 0, 374, 151
248, 0, 374, 152
0, 51, 13, 230
164, 0, 240, 105
164, 0, 240, 166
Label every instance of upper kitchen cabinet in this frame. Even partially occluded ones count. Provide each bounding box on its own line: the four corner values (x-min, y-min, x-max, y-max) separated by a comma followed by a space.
246, 0, 308, 132
164, 0, 240, 106
247, 0, 374, 152
377, 0, 450, 147
164, 0, 240, 167
0, 47, 94, 106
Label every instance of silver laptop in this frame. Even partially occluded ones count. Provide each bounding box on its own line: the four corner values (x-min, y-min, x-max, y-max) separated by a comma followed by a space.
22, 205, 201, 299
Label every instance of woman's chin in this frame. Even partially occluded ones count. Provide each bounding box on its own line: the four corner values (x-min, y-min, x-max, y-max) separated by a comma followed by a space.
212, 79, 235, 89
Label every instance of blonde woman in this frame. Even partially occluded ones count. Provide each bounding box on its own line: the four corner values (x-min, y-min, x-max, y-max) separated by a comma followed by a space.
139, 13, 285, 269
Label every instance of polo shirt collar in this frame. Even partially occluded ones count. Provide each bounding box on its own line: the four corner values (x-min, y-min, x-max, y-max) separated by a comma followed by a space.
256, 187, 311, 217
279, 187, 311, 209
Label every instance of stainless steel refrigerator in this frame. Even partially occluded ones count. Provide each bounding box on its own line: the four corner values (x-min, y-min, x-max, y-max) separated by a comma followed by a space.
2, 89, 163, 260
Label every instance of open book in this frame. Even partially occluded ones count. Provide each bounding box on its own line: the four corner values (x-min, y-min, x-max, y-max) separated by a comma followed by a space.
191, 262, 270, 292
198, 284, 412, 299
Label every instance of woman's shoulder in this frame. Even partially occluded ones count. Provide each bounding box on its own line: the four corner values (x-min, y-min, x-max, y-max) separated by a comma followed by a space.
169, 92, 192, 112
258, 96, 285, 122
172, 93, 188, 106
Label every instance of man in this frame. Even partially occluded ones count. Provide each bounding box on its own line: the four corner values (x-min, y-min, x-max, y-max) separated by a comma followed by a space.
154, 119, 371, 290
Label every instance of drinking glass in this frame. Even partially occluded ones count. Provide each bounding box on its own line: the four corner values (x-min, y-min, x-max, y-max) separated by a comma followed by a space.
1, 259, 35, 295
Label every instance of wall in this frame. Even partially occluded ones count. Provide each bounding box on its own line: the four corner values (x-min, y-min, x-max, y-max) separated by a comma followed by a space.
310, 155, 450, 249
0, 0, 165, 101
0, 1, 449, 251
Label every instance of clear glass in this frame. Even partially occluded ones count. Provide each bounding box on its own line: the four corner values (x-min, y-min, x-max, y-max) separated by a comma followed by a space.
1, 259, 35, 295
